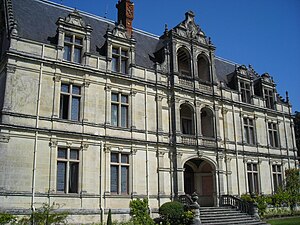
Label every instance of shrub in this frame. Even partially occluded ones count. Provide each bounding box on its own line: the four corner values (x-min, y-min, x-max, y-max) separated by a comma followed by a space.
0, 213, 16, 225
129, 198, 154, 225
158, 201, 192, 225
107, 209, 112, 225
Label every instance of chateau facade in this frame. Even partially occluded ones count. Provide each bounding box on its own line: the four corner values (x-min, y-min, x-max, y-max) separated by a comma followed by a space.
0, 0, 298, 223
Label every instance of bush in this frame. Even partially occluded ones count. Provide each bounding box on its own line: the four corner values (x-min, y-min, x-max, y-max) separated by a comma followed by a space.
129, 198, 154, 225
158, 201, 192, 225
0, 213, 16, 225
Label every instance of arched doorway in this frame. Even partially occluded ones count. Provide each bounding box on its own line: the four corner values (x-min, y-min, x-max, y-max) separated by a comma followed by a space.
184, 158, 216, 206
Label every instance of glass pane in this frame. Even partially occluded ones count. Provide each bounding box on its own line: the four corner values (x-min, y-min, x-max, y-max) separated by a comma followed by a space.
249, 127, 254, 144
272, 165, 276, 172
249, 119, 253, 126
72, 85, 81, 95
121, 95, 128, 103
75, 37, 82, 45
64, 35, 72, 43
121, 50, 127, 56
243, 118, 247, 124
112, 57, 118, 72
69, 162, 79, 193
240, 82, 244, 88
248, 173, 253, 193
71, 97, 80, 121
121, 59, 127, 74
254, 173, 259, 193
57, 162, 66, 192
63, 45, 71, 61
269, 131, 274, 146
61, 84, 69, 93
121, 105, 128, 128
74, 47, 82, 63
111, 153, 118, 163
59, 95, 69, 119
121, 154, 128, 164
121, 166, 128, 193
110, 165, 118, 193
111, 104, 118, 126
111, 93, 118, 102
277, 166, 281, 172
70, 149, 79, 160
247, 164, 251, 171
112, 48, 118, 54
58, 148, 67, 159
253, 164, 257, 171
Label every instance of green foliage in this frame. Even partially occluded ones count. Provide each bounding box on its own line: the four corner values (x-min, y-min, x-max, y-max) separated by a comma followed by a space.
285, 168, 300, 208
107, 209, 112, 225
271, 188, 290, 207
129, 198, 154, 225
0, 213, 16, 225
267, 217, 300, 225
158, 201, 193, 225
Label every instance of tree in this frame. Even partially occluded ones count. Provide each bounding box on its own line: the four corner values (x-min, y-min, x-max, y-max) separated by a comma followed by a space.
294, 111, 300, 159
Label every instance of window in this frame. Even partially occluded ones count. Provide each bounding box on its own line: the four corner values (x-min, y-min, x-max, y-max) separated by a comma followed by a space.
180, 104, 194, 135
57, 147, 79, 193
247, 163, 259, 194
240, 81, 251, 104
272, 165, 282, 192
63, 34, 83, 63
177, 48, 191, 77
60, 84, 81, 121
243, 118, 255, 145
111, 93, 129, 128
110, 152, 129, 194
268, 122, 279, 147
197, 55, 210, 82
201, 108, 214, 138
264, 88, 274, 109
112, 47, 128, 74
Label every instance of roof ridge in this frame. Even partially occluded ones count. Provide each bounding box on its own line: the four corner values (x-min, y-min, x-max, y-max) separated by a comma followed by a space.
37, 0, 159, 40
215, 56, 239, 66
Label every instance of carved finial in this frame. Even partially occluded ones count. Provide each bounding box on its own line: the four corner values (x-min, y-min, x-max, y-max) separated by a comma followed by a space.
164, 24, 168, 34
208, 37, 211, 45
11, 20, 18, 36
286, 91, 289, 103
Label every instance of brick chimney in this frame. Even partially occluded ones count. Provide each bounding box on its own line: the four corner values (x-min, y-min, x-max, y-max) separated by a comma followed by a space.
116, 0, 134, 37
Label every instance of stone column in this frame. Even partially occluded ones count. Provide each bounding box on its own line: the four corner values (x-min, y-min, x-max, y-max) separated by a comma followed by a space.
196, 102, 202, 138
215, 106, 221, 139
131, 148, 137, 196
176, 152, 185, 195
2, 65, 16, 112
52, 72, 61, 119
82, 78, 90, 123
130, 90, 137, 129
225, 156, 233, 195
48, 139, 58, 194
217, 154, 225, 196
175, 98, 181, 135
80, 143, 89, 194
157, 151, 166, 196
104, 145, 111, 195
156, 95, 163, 133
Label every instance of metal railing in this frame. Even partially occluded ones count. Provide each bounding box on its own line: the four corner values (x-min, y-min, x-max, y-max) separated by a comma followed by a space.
220, 195, 253, 215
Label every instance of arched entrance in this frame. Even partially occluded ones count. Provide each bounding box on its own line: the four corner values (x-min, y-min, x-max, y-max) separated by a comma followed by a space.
184, 158, 216, 206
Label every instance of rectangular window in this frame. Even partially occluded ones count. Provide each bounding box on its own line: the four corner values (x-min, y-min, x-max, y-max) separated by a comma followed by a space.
111, 93, 129, 128
243, 118, 255, 145
60, 84, 81, 121
112, 47, 128, 74
110, 152, 129, 194
240, 81, 251, 104
264, 88, 274, 109
268, 122, 279, 147
57, 147, 79, 193
272, 165, 282, 192
247, 163, 259, 194
63, 34, 83, 63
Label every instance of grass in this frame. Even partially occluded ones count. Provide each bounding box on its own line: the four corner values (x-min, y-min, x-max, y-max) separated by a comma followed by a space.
267, 217, 300, 225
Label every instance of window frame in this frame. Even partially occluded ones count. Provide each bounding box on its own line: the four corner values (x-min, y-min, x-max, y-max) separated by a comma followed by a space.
264, 88, 275, 109
268, 122, 279, 148
59, 83, 82, 121
243, 117, 255, 145
56, 147, 80, 194
110, 152, 130, 195
247, 163, 259, 194
272, 164, 282, 192
63, 34, 83, 64
111, 46, 129, 74
111, 92, 129, 128
240, 80, 251, 104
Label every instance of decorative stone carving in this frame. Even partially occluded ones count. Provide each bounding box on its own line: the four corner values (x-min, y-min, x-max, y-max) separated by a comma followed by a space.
110, 23, 129, 39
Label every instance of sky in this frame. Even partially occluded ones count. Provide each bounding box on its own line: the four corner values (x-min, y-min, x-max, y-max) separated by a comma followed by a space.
50, 0, 300, 112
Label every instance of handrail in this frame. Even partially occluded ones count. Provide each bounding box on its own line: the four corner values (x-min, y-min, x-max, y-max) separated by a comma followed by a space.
220, 195, 254, 215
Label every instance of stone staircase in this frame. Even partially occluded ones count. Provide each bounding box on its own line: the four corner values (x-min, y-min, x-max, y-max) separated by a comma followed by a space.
200, 207, 268, 225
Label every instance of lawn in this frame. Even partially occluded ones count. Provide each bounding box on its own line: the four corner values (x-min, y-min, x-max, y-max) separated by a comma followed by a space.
267, 217, 300, 225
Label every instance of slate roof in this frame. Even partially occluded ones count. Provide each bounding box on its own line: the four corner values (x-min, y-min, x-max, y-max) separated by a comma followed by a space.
9, 0, 236, 82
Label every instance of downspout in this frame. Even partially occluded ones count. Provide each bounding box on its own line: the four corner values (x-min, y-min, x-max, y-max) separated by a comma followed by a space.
145, 76, 150, 200
99, 141, 104, 224
31, 44, 44, 217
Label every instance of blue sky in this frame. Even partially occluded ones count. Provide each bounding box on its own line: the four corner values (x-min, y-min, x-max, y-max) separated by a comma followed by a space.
50, 0, 300, 112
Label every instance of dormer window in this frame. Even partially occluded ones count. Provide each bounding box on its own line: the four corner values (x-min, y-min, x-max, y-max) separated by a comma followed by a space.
264, 88, 274, 109
240, 81, 251, 104
197, 55, 210, 82
63, 34, 83, 63
112, 47, 128, 74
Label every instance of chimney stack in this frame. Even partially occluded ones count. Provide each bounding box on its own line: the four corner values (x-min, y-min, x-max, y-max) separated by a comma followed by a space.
116, 0, 134, 37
